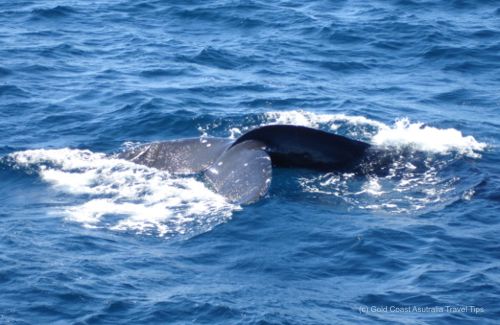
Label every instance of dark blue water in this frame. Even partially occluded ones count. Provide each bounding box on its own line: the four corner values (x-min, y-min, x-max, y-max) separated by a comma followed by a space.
1, 1, 500, 324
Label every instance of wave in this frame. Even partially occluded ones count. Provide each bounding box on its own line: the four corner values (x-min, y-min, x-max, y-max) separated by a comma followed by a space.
169, 5, 269, 29
0, 67, 13, 77
0, 84, 30, 98
30, 6, 76, 20
177, 47, 250, 70
140, 68, 194, 78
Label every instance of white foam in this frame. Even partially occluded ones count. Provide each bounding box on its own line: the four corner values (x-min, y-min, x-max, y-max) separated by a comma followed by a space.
359, 177, 384, 196
372, 118, 487, 158
264, 110, 386, 130
228, 127, 242, 139
9, 148, 237, 237
263, 110, 486, 158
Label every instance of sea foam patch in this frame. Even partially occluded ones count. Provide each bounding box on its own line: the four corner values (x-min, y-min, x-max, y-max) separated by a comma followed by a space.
371, 118, 487, 158
264, 110, 386, 130
9, 148, 237, 237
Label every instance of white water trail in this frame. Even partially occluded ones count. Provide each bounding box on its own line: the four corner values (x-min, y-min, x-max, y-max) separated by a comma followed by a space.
9, 148, 237, 237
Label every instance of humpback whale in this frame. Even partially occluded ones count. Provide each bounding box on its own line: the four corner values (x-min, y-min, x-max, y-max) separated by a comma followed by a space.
119, 125, 373, 204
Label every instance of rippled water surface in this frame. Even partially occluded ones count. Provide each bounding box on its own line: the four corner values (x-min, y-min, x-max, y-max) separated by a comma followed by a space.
1, 1, 499, 324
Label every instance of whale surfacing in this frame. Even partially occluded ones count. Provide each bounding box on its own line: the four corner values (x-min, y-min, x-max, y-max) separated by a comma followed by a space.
119, 125, 371, 204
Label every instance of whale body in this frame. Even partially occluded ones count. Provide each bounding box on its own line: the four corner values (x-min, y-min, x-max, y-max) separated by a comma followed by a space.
119, 125, 372, 204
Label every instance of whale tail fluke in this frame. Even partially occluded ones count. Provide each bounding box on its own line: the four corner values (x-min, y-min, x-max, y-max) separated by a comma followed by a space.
118, 125, 373, 204
118, 138, 271, 204
203, 140, 272, 205
118, 138, 232, 174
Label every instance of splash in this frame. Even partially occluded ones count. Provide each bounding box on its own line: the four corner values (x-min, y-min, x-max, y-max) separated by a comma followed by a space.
9, 148, 237, 237
264, 110, 386, 130
371, 118, 486, 158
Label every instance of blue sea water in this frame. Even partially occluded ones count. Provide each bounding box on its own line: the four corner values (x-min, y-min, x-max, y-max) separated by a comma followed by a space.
1, 0, 500, 324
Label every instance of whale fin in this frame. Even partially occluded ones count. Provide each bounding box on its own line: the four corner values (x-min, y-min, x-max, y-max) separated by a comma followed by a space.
118, 138, 232, 174
204, 140, 272, 205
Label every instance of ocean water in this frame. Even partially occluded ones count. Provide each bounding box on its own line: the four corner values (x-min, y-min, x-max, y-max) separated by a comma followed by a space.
1, 0, 499, 324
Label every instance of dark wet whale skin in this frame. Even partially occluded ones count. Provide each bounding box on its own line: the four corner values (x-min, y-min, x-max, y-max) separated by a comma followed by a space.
233, 125, 371, 172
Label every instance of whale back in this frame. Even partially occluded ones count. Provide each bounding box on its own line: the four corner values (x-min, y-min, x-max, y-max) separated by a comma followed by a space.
232, 125, 370, 171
